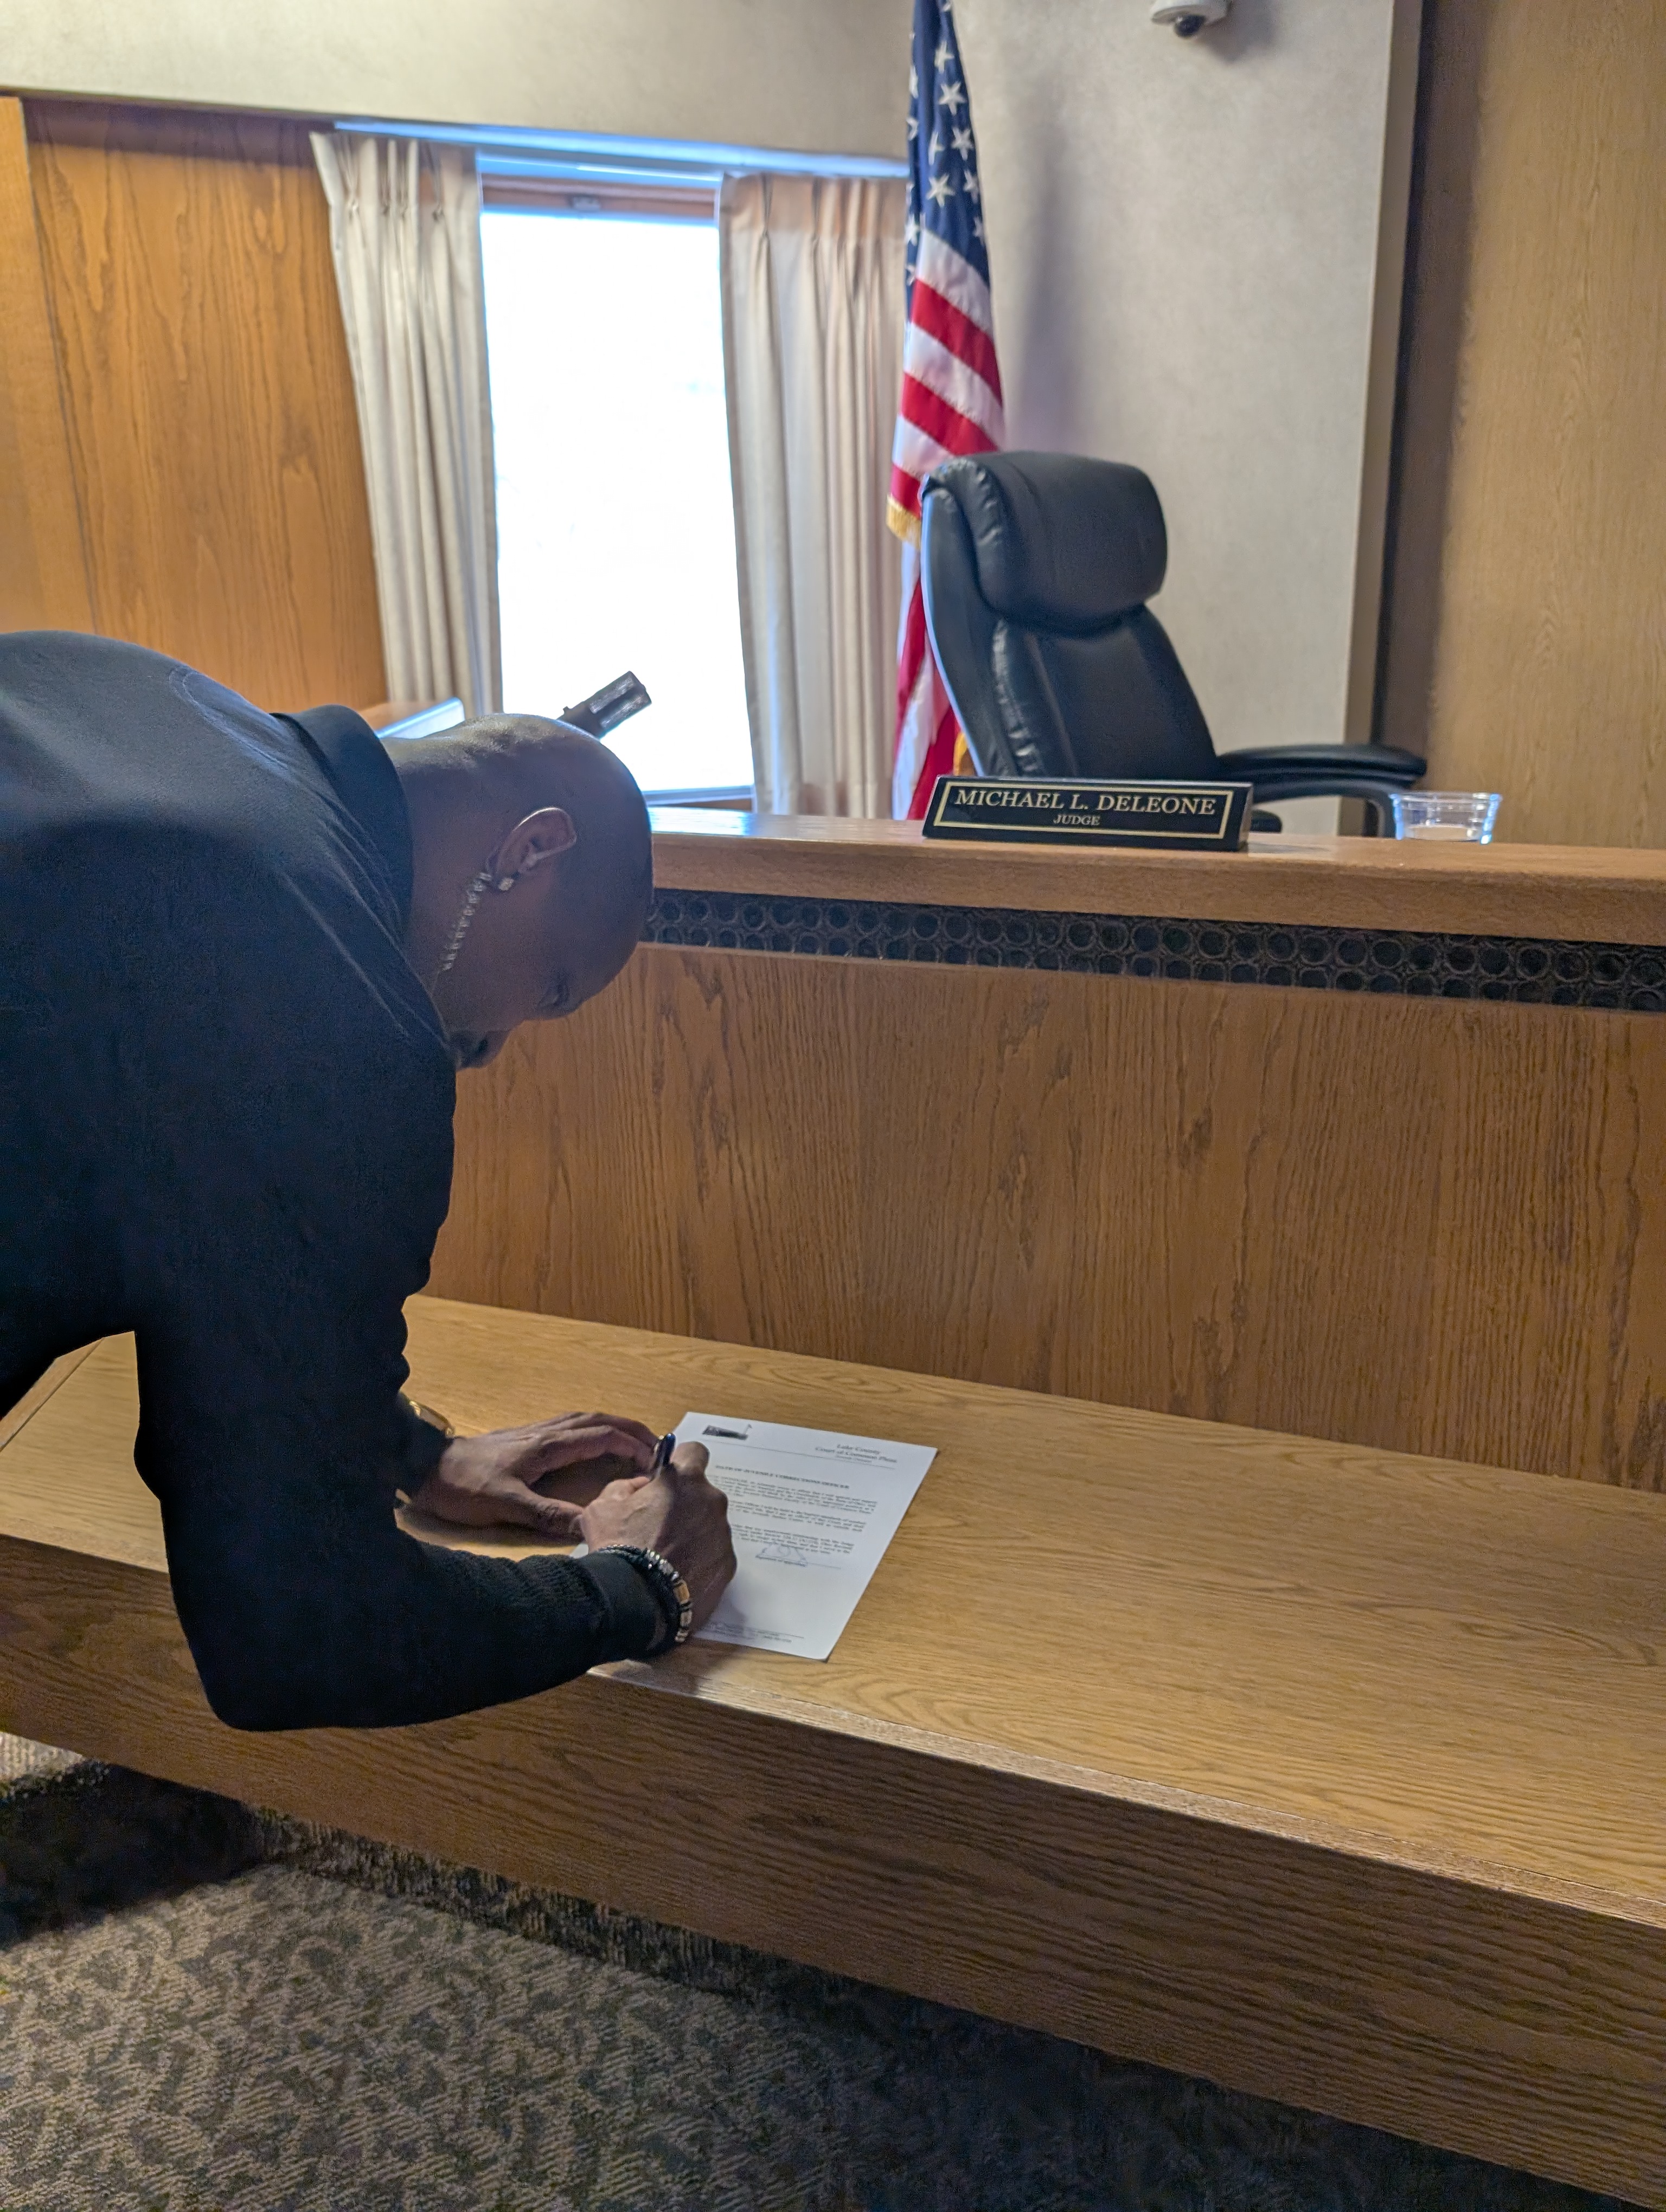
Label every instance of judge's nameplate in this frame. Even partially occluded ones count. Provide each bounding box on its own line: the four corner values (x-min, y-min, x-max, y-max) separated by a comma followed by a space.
922, 776, 1252, 850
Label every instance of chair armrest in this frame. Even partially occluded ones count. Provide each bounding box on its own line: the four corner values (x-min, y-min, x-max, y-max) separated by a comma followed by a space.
1216, 743, 1426, 782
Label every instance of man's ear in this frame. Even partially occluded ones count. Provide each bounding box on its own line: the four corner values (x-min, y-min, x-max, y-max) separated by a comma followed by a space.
492, 808, 577, 883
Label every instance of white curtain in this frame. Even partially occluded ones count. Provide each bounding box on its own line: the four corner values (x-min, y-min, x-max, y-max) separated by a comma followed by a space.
719, 174, 906, 816
311, 133, 501, 720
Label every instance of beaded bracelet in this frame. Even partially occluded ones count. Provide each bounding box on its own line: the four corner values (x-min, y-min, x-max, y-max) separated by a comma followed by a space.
590, 1544, 694, 1655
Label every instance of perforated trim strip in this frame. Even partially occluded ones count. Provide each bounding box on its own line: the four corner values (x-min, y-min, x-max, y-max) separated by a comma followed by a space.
643, 892, 1666, 1011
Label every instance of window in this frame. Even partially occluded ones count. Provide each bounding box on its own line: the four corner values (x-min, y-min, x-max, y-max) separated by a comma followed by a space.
480, 193, 754, 801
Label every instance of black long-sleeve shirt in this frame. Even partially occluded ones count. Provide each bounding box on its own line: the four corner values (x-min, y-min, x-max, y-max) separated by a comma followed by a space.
0, 631, 659, 1728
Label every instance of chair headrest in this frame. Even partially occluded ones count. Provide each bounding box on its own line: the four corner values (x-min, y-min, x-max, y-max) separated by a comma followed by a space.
925, 452, 1168, 631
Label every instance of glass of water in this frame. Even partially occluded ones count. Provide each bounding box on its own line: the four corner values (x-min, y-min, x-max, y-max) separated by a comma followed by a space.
1391, 792, 1502, 843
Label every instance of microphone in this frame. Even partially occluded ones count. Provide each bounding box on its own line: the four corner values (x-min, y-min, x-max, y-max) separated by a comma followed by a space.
560, 671, 652, 740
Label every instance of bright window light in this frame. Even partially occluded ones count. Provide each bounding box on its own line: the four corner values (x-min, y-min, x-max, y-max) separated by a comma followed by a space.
480, 210, 753, 798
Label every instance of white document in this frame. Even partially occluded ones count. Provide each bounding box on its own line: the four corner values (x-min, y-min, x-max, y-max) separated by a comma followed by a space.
677, 1411, 937, 1661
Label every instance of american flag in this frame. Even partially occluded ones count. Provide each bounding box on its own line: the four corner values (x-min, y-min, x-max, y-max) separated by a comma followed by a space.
888, 0, 1004, 820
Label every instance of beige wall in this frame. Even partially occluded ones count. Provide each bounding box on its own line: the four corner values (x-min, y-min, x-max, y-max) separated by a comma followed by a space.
958, 0, 1419, 759
1381, 0, 1666, 848
0, 0, 913, 158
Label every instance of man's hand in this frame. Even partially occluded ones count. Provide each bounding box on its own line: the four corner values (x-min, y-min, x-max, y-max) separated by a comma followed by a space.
579, 1441, 737, 1635
407, 1412, 657, 1542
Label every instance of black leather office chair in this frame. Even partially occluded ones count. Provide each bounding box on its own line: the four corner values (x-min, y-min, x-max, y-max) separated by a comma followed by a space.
920, 452, 1424, 831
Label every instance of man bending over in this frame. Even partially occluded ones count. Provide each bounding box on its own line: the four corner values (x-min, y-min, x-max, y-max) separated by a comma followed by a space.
0, 631, 735, 1729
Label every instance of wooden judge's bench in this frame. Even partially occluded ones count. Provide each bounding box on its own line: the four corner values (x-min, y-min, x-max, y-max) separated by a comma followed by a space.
441, 814, 1666, 1490
2, 819, 1664, 2204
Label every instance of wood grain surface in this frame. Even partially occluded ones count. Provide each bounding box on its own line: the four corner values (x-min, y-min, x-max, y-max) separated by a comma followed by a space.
432, 942, 1666, 1490
22, 99, 384, 711
0, 97, 94, 633
1381, 0, 1666, 847
648, 811, 1666, 946
0, 1343, 97, 1457
1, 1303, 1663, 2202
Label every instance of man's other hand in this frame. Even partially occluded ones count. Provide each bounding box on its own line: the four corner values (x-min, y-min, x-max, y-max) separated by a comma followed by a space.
579, 1441, 737, 1634
407, 1412, 657, 1541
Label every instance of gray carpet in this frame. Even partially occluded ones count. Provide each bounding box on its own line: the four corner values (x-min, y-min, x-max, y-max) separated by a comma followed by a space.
0, 1737, 1641, 2212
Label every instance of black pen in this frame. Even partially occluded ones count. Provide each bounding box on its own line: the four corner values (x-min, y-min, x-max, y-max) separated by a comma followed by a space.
651, 1431, 677, 1474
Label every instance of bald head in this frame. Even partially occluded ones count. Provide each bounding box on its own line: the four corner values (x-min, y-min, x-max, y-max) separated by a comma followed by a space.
389, 713, 652, 1068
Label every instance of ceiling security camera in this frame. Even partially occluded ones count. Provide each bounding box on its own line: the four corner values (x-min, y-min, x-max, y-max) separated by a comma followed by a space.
1151, 0, 1231, 34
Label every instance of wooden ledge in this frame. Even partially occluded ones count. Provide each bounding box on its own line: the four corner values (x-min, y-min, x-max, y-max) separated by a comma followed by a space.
2, 1297, 1663, 2202
649, 810, 1666, 948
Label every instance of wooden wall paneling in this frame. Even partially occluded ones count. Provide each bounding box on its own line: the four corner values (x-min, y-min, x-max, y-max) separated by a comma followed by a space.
430, 947, 1666, 1488
1422, 1001, 1666, 1482
22, 100, 384, 711
1380, 0, 1666, 845
0, 97, 94, 633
